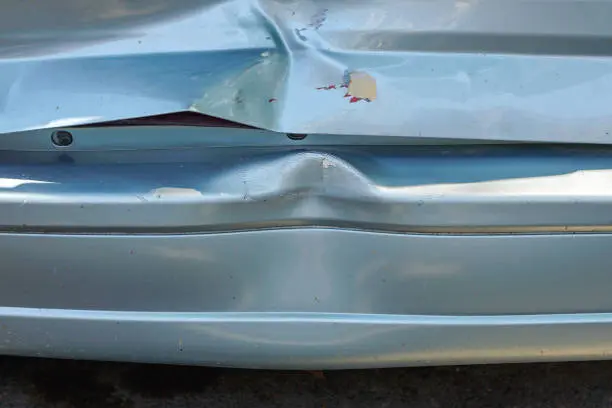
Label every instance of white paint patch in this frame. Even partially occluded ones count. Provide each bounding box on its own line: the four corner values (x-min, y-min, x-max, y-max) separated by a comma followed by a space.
150, 187, 202, 199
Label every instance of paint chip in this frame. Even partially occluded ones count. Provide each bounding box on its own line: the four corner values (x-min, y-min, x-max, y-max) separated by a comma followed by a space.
149, 187, 202, 199
348, 72, 376, 101
315, 71, 376, 104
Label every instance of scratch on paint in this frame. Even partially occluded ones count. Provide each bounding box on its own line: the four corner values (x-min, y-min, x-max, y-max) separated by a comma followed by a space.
295, 28, 307, 41
309, 9, 328, 30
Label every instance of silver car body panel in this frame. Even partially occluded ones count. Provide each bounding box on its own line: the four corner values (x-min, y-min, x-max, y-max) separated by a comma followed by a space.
0, 127, 611, 368
5, 307, 612, 369
4, 0, 612, 143
4, 127, 612, 234
4, 0, 612, 368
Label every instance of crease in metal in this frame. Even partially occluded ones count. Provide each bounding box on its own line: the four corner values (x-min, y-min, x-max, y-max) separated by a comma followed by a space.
3, 223, 612, 236
2, 142, 612, 233
5, 0, 612, 143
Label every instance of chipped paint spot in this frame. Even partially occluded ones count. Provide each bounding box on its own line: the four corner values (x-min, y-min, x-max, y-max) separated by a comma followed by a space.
348, 71, 377, 101
322, 158, 334, 168
149, 188, 202, 199
342, 69, 351, 86
309, 9, 328, 30
316, 71, 376, 103
268, 98, 277, 103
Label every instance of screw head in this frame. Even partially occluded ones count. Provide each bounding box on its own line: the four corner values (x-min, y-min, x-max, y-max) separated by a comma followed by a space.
51, 130, 73, 147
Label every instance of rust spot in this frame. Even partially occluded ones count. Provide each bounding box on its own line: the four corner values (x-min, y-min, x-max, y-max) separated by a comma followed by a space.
268, 98, 277, 103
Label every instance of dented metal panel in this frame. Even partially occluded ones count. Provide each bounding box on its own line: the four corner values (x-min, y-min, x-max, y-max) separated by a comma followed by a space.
1, 126, 612, 367
4, 0, 612, 143
6, 1, 612, 369
5, 136, 612, 233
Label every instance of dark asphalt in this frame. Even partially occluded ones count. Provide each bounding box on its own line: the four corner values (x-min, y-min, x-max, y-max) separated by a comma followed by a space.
1, 358, 612, 407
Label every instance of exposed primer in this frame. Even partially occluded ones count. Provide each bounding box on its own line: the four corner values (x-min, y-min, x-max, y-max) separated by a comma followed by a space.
316, 71, 376, 103
347, 72, 377, 102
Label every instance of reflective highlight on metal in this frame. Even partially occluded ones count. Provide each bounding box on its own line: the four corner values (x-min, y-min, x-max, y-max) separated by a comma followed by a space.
5, 0, 612, 143
5, 307, 612, 369
5, 230, 612, 368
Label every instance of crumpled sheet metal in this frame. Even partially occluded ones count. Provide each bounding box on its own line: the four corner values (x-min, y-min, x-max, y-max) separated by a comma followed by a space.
4, 0, 612, 143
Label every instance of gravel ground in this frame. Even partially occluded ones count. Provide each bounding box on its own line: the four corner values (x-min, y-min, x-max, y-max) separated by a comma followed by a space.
1, 358, 612, 407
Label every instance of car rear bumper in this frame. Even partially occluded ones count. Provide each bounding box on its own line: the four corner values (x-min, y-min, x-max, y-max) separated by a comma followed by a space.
2, 127, 612, 368
5, 306, 612, 369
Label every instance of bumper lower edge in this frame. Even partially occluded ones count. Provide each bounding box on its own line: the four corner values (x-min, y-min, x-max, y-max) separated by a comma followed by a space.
3, 308, 612, 369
